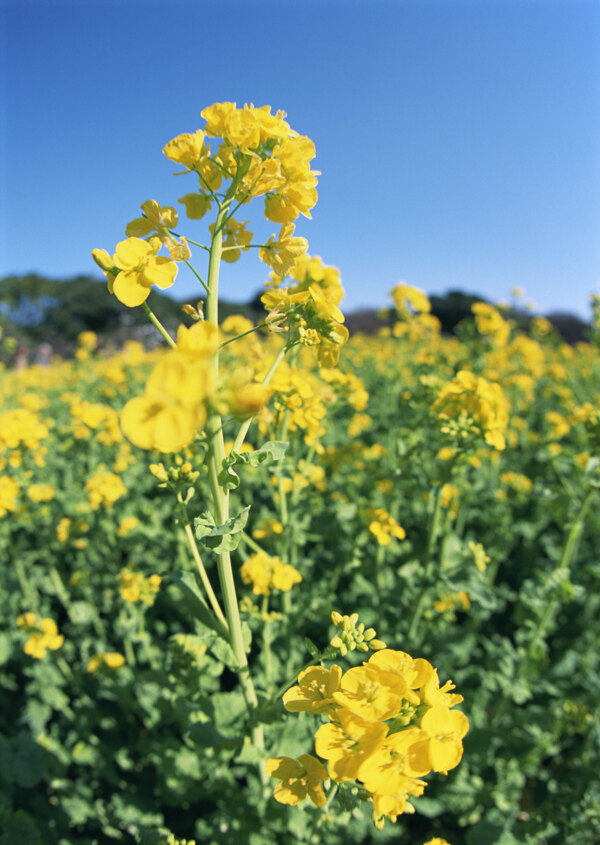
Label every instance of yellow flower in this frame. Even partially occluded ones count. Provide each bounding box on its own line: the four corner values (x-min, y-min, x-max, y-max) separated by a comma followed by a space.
283, 665, 343, 714
259, 223, 309, 276
88, 652, 126, 672
265, 754, 328, 807
27, 483, 55, 503
162, 129, 207, 169
17, 614, 64, 659
314, 708, 388, 782
0, 475, 19, 517
120, 353, 211, 453
117, 517, 140, 537
85, 471, 126, 509
332, 664, 411, 722
93, 237, 177, 307
368, 508, 406, 545
240, 551, 301, 596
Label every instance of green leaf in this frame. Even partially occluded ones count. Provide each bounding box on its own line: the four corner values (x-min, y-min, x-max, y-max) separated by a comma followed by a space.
246, 441, 288, 466
11, 732, 44, 788
168, 571, 226, 636
0, 809, 42, 845
194, 506, 250, 553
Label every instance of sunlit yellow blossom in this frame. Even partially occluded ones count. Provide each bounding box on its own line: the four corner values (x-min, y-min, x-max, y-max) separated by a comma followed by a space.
265, 754, 328, 807
283, 665, 343, 714
118, 569, 162, 606
391, 283, 431, 316
121, 353, 212, 453
17, 613, 64, 659
162, 129, 207, 169
88, 652, 126, 673
92, 237, 178, 307
368, 508, 406, 545
240, 551, 301, 596
432, 370, 510, 450
314, 708, 388, 782
85, 471, 126, 509
117, 517, 140, 537
27, 483, 55, 503
467, 540, 490, 572
0, 475, 19, 517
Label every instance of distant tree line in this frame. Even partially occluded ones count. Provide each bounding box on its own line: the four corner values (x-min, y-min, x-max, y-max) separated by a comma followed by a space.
0, 274, 591, 366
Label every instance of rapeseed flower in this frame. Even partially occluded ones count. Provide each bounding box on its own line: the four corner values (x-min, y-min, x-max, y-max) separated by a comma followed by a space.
17, 613, 64, 659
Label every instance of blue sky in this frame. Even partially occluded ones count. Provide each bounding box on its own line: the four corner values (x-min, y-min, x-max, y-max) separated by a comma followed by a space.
2, 0, 599, 319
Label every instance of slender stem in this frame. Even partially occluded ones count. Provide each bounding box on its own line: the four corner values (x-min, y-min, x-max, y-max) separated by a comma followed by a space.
141, 302, 177, 348
406, 485, 444, 645
231, 344, 288, 454
219, 322, 270, 349
181, 520, 229, 634
261, 594, 273, 689
184, 259, 209, 293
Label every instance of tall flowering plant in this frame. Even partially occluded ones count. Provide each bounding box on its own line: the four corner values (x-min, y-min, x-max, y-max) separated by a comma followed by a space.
92, 102, 467, 835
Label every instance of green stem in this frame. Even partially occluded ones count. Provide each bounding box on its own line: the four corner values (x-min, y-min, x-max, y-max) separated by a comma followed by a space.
526, 487, 595, 660
141, 302, 177, 348
184, 259, 209, 293
231, 344, 288, 454
181, 519, 229, 635
406, 485, 444, 645
205, 189, 264, 753
261, 595, 273, 689
219, 322, 270, 349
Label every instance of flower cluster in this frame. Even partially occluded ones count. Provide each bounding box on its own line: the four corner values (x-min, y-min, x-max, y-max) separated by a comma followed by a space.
0, 475, 19, 517
367, 508, 406, 545
432, 370, 510, 451
240, 551, 302, 596
87, 652, 126, 673
85, 470, 127, 509
268, 648, 468, 830
261, 255, 348, 365
329, 611, 386, 656
472, 302, 511, 347
118, 570, 162, 605
17, 613, 64, 659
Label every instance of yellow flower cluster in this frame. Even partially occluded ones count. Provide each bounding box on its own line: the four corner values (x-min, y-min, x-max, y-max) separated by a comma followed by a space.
17, 613, 64, 659
434, 590, 470, 614
268, 649, 468, 829
27, 483, 55, 503
69, 399, 122, 445
118, 570, 162, 605
87, 652, 126, 673
120, 322, 217, 453
432, 370, 510, 451
117, 516, 140, 537
85, 470, 127, 509
368, 508, 406, 545
0, 407, 50, 451
261, 255, 348, 365
472, 303, 511, 347
391, 283, 431, 317
240, 551, 302, 596
0, 475, 19, 517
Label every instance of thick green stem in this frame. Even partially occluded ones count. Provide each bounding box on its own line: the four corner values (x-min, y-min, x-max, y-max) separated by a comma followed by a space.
205, 190, 264, 753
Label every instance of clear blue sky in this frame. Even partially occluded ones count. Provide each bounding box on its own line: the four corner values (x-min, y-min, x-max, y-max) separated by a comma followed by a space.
2, 0, 599, 319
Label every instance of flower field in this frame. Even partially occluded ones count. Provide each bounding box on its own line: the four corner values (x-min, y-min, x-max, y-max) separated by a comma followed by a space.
1, 103, 599, 845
